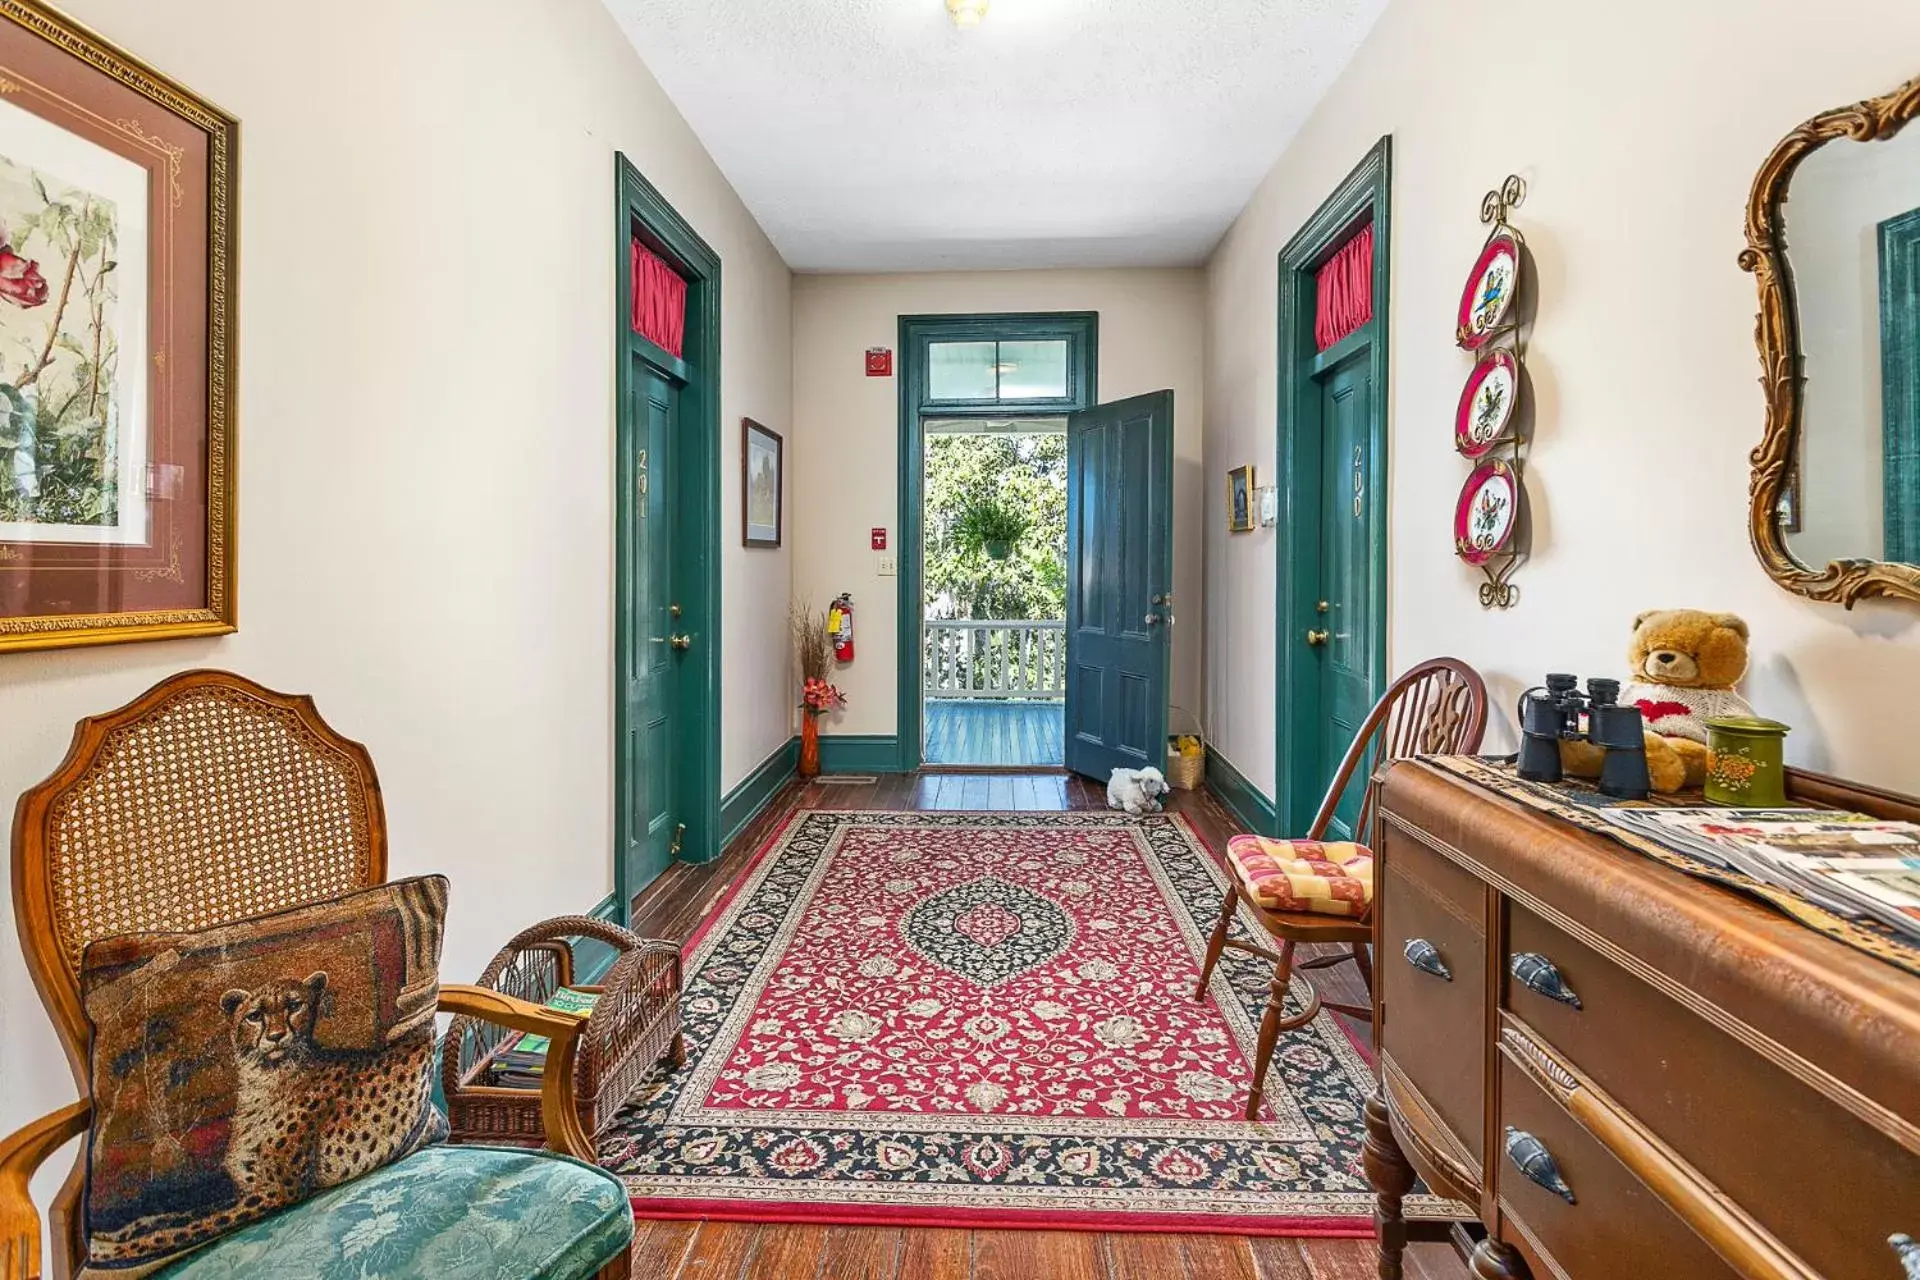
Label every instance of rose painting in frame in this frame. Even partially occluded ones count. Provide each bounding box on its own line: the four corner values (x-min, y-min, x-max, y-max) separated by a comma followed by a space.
0, 98, 147, 543
0, 1, 236, 652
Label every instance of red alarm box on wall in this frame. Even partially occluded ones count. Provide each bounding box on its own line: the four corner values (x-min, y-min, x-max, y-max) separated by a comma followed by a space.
865, 347, 893, 377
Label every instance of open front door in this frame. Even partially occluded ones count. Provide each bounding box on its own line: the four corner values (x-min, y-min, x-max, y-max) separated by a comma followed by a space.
1064, 391, 1174, 782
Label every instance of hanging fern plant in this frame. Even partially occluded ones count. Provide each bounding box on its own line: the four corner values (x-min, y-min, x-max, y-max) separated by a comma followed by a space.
953, 497, 1031, 561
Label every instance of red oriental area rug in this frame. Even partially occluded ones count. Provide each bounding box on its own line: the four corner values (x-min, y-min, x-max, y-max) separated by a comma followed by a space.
600, 810, 1458, 1235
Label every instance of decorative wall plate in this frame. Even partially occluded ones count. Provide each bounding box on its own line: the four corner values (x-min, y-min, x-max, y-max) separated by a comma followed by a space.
1456, 230, 1521, 349
1455, 459, 1520, 565
1454, 349, 1521, 457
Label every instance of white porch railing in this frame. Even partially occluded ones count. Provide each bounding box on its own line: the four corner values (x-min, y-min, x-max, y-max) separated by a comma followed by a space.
924, 620, 1066, 700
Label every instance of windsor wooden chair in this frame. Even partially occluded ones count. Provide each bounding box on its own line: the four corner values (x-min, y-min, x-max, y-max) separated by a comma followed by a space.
1193, 657, 1487, 1121
0, 670, 635, 1280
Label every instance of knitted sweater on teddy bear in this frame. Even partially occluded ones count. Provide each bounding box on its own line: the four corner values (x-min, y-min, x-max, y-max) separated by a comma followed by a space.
1619, 681, 1754, 745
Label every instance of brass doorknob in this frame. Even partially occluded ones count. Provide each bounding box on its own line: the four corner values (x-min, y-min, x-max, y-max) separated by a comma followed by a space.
1305, 629, 1330, 647
669, 633, 692, 651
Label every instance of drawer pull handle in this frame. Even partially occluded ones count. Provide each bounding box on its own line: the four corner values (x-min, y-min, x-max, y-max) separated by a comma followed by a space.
1892, 1233, 1920, 1280
1403, 938, 1451, 981
1505, 1127, 1576, 1204
1510, 952, 1582, 1010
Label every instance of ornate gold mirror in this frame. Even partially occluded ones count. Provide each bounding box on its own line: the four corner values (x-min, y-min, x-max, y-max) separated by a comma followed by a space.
1742, 74, 1920, 607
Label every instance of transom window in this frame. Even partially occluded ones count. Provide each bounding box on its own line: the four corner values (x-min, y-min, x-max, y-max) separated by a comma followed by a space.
928, 338, 1071, 402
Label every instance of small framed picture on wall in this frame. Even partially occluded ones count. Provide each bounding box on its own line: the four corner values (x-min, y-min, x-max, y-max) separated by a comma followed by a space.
743, 418, 783, 548
1226, 465, 1257, 533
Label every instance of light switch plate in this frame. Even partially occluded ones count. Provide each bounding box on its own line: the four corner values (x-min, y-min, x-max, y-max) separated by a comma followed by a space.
876, 555, 897, 577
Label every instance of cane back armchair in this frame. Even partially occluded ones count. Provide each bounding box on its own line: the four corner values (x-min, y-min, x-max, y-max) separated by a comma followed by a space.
0, 670, 633, 1280
1194, 657, 1488, 1120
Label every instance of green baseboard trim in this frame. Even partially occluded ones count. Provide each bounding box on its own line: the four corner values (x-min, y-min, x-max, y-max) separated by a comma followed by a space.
572, 892, 625, 984
817, 733, 906, 774
1206, 746, 1278, 837
721, 736, 800, 852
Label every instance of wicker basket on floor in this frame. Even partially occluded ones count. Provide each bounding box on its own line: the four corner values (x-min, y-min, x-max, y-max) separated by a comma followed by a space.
443, 914, 685, 1146
1166, 707, 1206, 791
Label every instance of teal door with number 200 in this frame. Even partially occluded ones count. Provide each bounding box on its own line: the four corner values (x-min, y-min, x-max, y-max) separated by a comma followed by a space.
1064, 391, 1174, 782
1293, 345, 1378, 840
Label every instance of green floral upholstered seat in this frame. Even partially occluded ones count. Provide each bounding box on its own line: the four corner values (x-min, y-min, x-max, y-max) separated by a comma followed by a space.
154, 1145, 634, 1280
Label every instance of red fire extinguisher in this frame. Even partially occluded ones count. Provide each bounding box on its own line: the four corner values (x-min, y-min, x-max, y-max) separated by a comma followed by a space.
827, 593, 854, 663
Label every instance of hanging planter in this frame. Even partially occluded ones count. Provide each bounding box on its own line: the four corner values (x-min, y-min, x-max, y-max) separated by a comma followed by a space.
954, 498, 1031, 563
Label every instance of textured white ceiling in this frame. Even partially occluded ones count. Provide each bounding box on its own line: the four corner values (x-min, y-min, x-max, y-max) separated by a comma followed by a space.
600, 0, 1389, 272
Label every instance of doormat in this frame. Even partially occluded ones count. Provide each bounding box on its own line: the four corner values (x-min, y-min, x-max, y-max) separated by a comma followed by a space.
600, 810, 1460, 1235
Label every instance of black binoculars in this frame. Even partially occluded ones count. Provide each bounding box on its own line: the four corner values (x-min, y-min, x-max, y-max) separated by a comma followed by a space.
1516, 674, 1651, 800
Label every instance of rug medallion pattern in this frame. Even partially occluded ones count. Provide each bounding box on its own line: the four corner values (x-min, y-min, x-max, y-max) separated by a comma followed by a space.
601, 811, 1458, 1232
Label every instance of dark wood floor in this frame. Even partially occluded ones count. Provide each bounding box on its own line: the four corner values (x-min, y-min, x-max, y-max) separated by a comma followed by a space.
625, 772, 1466, 1280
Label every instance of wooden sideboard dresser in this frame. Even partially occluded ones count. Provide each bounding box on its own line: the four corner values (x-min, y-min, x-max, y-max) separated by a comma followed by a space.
1366, 759, 1920, 1280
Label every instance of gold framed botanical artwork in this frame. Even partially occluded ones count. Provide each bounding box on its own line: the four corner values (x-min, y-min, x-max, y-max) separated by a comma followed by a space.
1226, 464, 1256, 533
0, 1, 237, 652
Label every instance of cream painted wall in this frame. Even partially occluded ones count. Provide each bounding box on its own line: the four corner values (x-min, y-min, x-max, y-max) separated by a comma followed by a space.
0, 0, 792, 1222
1204, 0, 1920, 801
790, 270, 1206, 749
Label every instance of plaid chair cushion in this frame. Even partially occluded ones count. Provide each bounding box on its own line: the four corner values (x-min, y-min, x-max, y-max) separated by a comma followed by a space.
1226, 835, 1374, 917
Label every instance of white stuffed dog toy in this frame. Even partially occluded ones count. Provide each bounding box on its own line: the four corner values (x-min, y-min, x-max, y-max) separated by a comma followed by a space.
1107, 766, 1169, 816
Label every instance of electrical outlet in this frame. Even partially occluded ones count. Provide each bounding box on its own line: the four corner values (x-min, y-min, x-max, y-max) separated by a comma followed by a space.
876, 555, 897, 577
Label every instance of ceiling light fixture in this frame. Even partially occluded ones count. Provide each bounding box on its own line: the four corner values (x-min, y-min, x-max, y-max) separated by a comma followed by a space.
946, 0, 988, 30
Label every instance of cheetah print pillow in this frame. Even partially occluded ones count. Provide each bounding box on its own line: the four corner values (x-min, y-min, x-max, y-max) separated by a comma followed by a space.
77, 876, 451, 1278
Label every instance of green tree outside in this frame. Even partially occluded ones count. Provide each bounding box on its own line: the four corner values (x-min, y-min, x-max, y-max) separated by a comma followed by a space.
924, 432, 1066, 622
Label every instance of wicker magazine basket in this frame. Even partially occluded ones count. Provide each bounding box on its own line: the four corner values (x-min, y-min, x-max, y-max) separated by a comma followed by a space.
443, 914, 684, 1146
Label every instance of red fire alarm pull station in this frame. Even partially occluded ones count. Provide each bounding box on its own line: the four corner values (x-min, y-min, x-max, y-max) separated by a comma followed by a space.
871, 528, 887, 551
865, 347, 893, 377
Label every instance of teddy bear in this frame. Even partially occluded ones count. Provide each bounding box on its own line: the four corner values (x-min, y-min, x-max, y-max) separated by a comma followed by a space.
1563, 609, 1755, 793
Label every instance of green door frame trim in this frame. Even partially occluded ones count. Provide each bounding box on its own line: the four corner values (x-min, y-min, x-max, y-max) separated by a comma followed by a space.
1881, 206, 1920, 563
893, 312, 1098, 772
1275, 136, 1393, 838
613, 154, 723, 923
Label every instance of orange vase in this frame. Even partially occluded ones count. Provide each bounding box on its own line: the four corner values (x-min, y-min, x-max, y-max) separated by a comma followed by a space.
799, 715, 821, 777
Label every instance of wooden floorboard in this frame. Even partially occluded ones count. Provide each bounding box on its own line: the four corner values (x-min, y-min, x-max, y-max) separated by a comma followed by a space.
627, 773, 1465, 1280
925, 699, 1066, 767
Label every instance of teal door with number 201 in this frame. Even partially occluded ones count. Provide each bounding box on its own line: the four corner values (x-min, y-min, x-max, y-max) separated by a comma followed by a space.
622, 355, 682, 899
1065, 391, 1174, 782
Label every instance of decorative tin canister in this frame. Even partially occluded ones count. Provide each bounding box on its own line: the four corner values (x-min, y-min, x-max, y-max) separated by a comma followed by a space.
1704, 716, 1791, 807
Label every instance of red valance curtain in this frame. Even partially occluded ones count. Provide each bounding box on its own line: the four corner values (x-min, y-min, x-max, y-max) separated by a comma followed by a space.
631, 239, 688, 358
1313, 223, 1374, 351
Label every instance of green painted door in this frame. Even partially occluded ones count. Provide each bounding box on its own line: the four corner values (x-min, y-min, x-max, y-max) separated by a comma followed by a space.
1294, 348, 1378, 839
621, 356, 682, 900
1881, 206, 1920, 562
1064, 391, 1174, 782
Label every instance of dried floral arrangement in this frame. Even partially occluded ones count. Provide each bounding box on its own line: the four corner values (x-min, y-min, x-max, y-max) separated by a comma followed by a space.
789, 602, 845, 718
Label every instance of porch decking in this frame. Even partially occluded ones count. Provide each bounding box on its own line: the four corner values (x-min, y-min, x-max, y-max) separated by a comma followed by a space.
924, 698, 1064, 767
